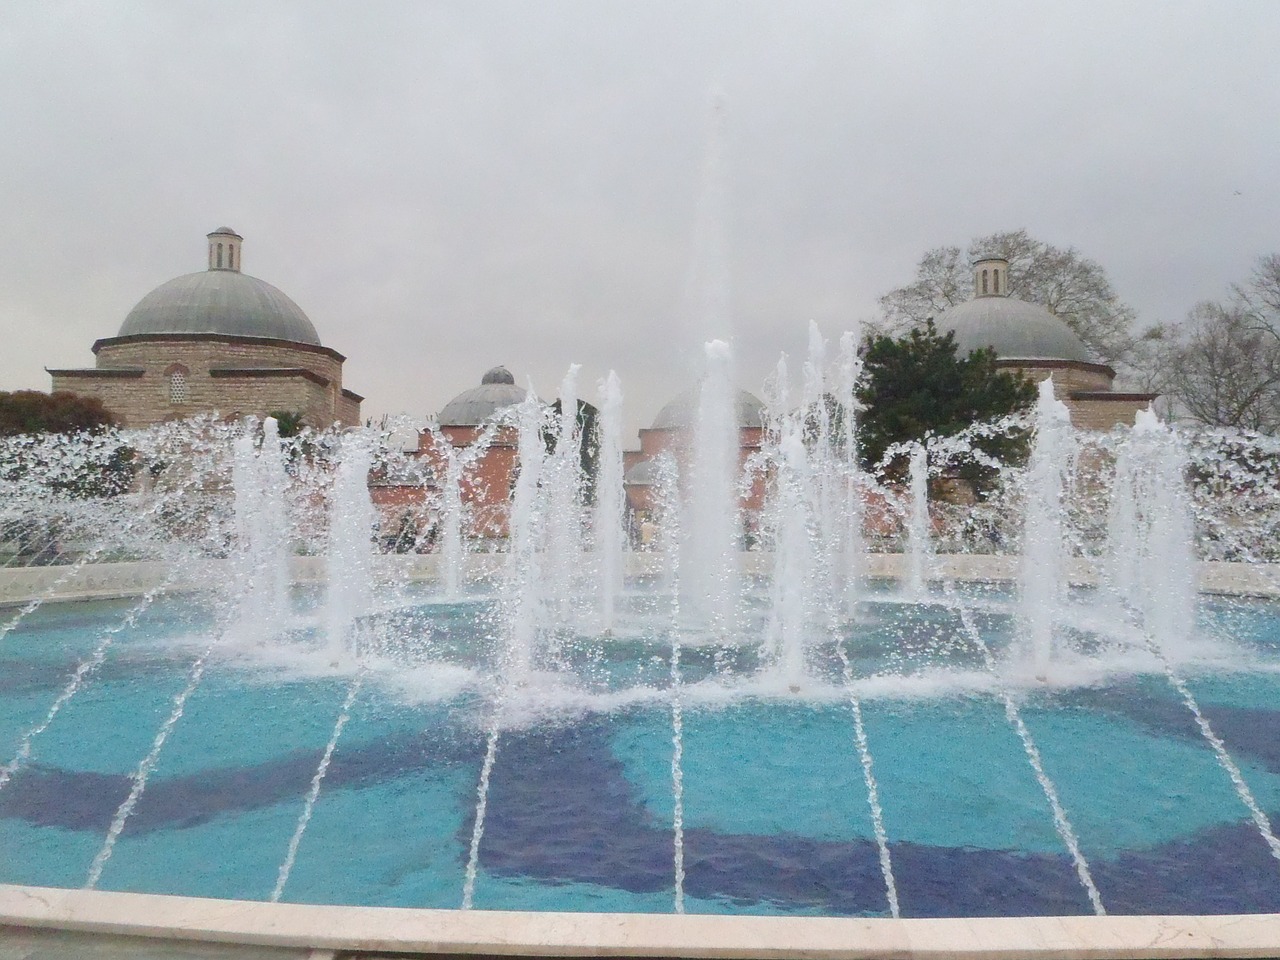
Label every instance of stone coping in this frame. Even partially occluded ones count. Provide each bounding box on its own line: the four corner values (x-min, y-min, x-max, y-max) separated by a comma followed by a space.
2, 556, 1280, 608
1, 885, 1279, 959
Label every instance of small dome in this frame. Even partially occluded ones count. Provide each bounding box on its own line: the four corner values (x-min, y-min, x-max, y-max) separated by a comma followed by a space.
623, 459, 659, 486
209, 226, 241, 237
117, 270, 321, 344
651, 386, 765, 430
481, 366, 516, 386
933, 297, 1091, 363
438, 370, 529, 426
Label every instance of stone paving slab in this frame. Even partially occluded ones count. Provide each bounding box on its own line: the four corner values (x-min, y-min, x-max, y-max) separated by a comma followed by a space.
2, 885, 1280, 960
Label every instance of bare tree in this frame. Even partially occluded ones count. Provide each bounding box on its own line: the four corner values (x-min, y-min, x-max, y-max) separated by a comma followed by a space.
1236, 253, 1280, 318
1149, 255, 1280, 432
879, 229, 1138, 366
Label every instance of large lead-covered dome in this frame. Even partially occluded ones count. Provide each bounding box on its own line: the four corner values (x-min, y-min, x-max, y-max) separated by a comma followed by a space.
116, 228, 322, 345
934, 297, 1090, 362
933, 256, 1091, 363
118, 271, 321, 344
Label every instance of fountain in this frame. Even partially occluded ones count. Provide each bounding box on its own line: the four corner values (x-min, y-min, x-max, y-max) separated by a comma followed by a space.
1020, 379, 1075, 678
2, 344, 1280, 958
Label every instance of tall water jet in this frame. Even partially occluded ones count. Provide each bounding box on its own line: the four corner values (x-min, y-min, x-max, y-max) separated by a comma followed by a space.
669, 90, 738, 635
653, 452, 687, 912
904, 443, 931, 600
504, 388, 549, 684
759, 353, 791, 658
802, 322, 840, 615
326, 431, 376, 665
652, 454, 683, 594
425, 421, 501, 600
683, 89, 732, 345
684, 340, 741, 635
543, 365, 585, 621
771, 422, 815, 686
1020, 378, 1074, 677
1107, 408, 1197, 648
230, 417, 291, 643
434, 434, 466, 601
594, 371, 626, 631
802, 322, 828, 436
837, 329, 866, 617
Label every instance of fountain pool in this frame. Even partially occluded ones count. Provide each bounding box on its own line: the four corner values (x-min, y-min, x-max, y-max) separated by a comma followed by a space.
4, 340, 1280, 930
2, 581, 1280, 918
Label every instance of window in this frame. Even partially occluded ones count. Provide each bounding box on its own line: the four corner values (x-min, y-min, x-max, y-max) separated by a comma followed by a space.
169, 369, 188, 404
992, 270, 999, 294
216, 243, 223, 269
981, 269, 989, 294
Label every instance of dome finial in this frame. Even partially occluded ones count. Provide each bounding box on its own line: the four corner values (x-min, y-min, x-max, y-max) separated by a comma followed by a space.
973, 256, 1009, 298
207, 227, 243, 273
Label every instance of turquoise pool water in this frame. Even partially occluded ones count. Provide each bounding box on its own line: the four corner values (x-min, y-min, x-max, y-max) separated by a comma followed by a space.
2, 588, 1279, 917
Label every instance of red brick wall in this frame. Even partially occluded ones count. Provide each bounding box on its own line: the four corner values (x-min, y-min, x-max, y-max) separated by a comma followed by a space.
416, 427, 520, 538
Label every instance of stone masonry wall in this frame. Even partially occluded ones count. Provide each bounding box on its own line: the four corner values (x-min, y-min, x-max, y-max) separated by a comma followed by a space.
1003, 363, 1114, 397
1066, 397, 1150, 431
52, 337, 359, 428
336, 392, 362, 426
97, 339, 343, 384
994, 361, 1149, 430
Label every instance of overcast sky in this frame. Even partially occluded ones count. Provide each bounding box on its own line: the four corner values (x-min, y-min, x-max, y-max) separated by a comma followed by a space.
3, 1, 1278, 436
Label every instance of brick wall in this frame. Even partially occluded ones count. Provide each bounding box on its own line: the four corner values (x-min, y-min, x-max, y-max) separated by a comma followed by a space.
416, 428, 520, 538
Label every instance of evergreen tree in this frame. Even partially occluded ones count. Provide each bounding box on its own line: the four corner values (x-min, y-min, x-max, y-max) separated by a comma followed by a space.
544, 398, 601, 505
267, 410, 307, 438
857, 320, 1036, 489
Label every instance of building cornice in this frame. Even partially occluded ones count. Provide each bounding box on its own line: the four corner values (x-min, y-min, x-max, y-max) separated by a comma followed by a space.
46, 367, 145, 379
1070, 391, 1157, 402
92, 333, 347, 364
208, 367, 330, 387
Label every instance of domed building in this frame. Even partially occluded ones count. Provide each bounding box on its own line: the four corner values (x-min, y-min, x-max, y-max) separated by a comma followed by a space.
933, 257, 1153, 429
413, 366, 534, 540
49, 228, 362, 428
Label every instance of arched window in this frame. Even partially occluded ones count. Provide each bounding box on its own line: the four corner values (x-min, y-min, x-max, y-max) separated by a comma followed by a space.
992, 270, 999, 294
981, 269, 989, 294
216, 243, 223, 269
167, 366, 189, 404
